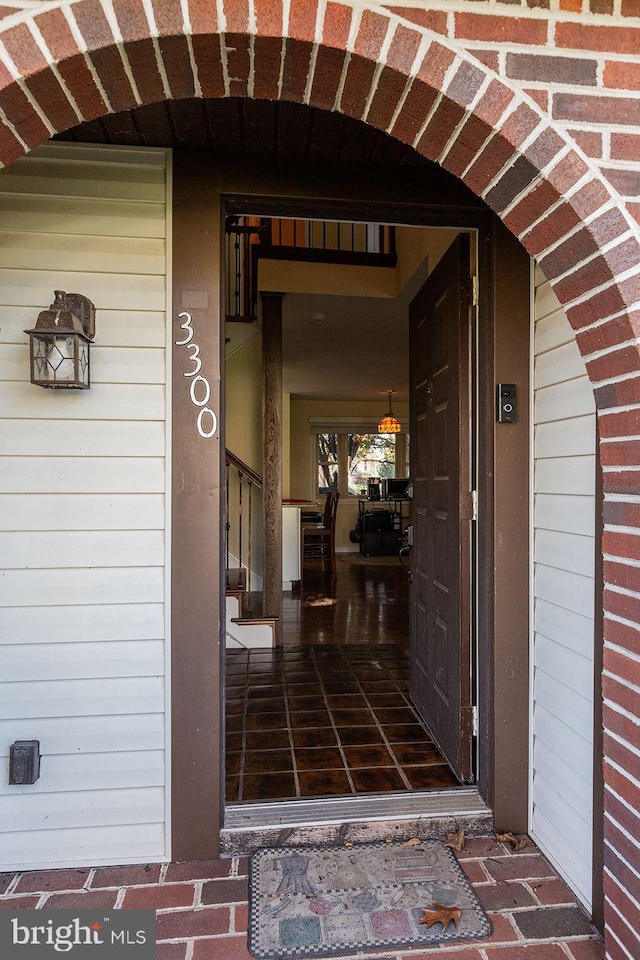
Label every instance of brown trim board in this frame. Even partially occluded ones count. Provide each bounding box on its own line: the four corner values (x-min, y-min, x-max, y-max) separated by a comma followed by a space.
171, 152, 224, 861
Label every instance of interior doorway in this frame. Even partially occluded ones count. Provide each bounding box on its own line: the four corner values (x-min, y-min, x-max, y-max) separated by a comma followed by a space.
223, 211, 479, 807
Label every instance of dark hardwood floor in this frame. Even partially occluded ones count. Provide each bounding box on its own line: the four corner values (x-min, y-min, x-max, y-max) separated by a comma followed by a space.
225, 555, 460, 803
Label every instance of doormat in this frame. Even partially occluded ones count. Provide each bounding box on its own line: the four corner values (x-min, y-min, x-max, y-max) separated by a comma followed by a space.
248, 840, 492, 959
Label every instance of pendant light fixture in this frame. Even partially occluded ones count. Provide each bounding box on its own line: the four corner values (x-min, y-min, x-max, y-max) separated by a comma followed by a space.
378, 389, 401, 434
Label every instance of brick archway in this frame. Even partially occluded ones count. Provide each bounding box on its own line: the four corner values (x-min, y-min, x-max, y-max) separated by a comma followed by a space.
1, 1, 638, 361
1, 1, 639, 955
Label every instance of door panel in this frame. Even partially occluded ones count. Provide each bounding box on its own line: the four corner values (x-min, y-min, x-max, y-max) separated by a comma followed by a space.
409, 234, 473, 783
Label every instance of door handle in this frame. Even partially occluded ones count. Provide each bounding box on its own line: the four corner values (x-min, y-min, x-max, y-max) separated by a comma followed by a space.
399, 543, 413, 582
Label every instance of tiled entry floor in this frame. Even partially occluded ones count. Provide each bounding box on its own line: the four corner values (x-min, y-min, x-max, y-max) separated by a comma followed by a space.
225, 644, 459, 803
0, 838, 603, 960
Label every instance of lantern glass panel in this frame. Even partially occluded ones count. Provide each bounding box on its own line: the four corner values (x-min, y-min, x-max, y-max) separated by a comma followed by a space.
78, 337, 89, 386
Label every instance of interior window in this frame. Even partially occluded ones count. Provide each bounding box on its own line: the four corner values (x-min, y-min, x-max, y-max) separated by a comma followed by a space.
347, 434, 396, 496
317, 433, 339, 494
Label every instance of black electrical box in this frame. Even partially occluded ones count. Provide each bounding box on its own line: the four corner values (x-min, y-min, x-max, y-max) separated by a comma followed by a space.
9, 740, 40, 785
361, 510, 401, 557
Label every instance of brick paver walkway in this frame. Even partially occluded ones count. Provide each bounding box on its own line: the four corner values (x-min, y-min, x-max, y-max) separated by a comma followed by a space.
0, 836, 604, 959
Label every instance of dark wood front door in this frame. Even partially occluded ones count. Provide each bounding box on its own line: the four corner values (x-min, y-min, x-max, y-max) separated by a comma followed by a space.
408, 234, 474, 783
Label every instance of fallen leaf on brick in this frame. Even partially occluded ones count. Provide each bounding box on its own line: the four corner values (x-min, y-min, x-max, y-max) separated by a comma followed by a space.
344, 842, 353, 847
496, 832, 529, 850
403, 838, 422, 847
444, 829, 466, 852
419, 901, 461, 930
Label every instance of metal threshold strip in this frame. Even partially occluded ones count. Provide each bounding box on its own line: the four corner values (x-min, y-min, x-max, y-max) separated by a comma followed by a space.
223, 787, 491, 844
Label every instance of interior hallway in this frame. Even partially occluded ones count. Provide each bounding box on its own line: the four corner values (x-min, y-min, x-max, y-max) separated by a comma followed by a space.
225, 556, 458, 803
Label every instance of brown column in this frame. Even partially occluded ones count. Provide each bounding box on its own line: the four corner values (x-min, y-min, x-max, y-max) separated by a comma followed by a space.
262, 292, 284, 641
171, 153, 222, 860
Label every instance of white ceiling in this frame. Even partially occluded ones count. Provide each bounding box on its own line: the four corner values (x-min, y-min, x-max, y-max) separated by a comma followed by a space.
281, 291, 409, 402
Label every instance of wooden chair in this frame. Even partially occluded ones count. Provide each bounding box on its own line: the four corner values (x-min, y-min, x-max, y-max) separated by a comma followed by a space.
301, 491, 340, 577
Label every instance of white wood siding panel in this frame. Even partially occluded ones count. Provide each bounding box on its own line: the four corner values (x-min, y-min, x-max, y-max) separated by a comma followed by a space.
0, 342, 167, 384
1, 677, 164, 720
0, 459, 165, 495
0, 714, 165, 753
0, 825, 166, 871
531, 271, 596, 910
0, 196, 166, 238
0, 232, 166, 274
0, 307, 167, 348
535, 416, 595, 459
535, 456, 595, 496
0, 144, 170, 869
0, 530, 165, 567
0, 641, 165, 680
0, 568, 164, 607
0, 494, 165, 531
0, 420, 165, 457
0, 750, 165, 790
534, 530, 596, 578
535, 339, 589, 388
0, 604, 165, 644
535, 492, 595, 536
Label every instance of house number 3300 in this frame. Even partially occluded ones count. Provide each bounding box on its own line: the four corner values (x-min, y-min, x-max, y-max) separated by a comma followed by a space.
175, 311, 217, 439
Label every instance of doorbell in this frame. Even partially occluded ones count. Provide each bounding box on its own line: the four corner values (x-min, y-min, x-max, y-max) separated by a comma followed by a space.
496, 383, 517, 423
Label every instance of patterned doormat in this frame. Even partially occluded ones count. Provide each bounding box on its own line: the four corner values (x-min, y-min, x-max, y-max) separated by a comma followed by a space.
248, 841, 492, 959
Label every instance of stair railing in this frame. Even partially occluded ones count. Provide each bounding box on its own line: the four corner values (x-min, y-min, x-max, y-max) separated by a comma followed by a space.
225, 449, 263, 616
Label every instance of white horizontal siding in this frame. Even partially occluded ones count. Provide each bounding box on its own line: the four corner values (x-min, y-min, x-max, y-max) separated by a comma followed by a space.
0, 144, 170, 870
531, 267, 595, 910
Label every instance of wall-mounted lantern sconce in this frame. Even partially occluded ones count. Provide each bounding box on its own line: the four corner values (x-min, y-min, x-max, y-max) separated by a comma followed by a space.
25, 290, 96, 389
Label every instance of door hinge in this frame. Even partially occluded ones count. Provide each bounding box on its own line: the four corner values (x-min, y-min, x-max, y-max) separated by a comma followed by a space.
471, 489, 478, 522
472, 705, 478, 737
472, 276, 478, 307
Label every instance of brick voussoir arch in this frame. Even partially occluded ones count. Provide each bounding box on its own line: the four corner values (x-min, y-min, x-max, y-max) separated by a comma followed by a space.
0, 6, 638, 441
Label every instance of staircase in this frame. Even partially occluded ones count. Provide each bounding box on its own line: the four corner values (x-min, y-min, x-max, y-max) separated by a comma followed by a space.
225, 450, 278, 648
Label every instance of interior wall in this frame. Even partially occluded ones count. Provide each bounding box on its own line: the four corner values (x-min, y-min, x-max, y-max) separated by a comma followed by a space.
225, 334, 264, 577
290, 397, 409, 551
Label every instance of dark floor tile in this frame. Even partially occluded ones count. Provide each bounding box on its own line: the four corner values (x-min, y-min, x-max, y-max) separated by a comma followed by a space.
287, 695, 326, 711
342, 744, 396, 767
371, 706, 418, 724
294, 746, 345, 770
403, 765, 460, 789
291, 728, 338, 748
244, 749, 293, 774
350, 767, 406, 792
288, 709, 331, 727
325, 693, 367, 706
365, 692, 407, 707
514, 907, 594, 940
358, 680, 400, 693
476, 883, 537, 911
298, 769, 352, 796
226, 753, 241, 776
285, 683, 323, 696
225, 701, 244, 716
322, 682, 361, 694
226, 732, 243, 752
330, 708, 375, 725
244, 729, 291, 751
225, 776, 240, 801
248, 687, 284, 713
282, 671, 318, 682
245, 711, 287, 730
241, 771, 297, 801
337, 726, 384, 745
389, 741, 441, 765
383, 723, 430, 742
226, 715, 243, 733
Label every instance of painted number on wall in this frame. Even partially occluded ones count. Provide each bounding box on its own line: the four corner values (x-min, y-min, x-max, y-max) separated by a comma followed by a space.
176, 311, 217, 439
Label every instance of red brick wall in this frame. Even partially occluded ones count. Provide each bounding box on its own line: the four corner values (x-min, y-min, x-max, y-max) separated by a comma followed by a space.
0, 4, 638, 959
